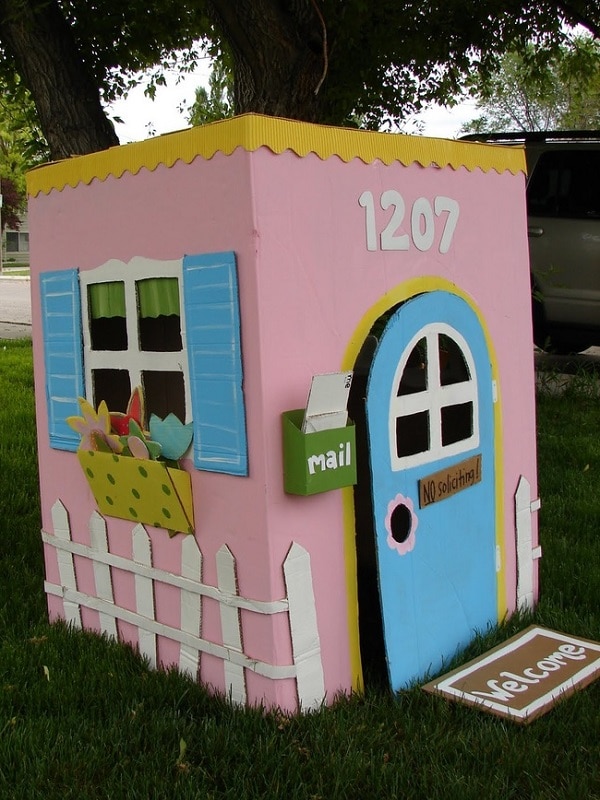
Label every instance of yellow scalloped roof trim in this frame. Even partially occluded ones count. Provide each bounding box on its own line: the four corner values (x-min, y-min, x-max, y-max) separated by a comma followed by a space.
27, 113, 526, 197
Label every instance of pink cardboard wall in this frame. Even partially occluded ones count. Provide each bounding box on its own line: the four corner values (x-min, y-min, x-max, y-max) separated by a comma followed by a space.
30, 149, 303, 705
247, 149, 537, 691
29, 120, 538, 710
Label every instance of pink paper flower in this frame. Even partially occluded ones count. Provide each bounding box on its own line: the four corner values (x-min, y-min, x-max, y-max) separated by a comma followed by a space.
385, 494, 418, 556
67, 397, 123, 453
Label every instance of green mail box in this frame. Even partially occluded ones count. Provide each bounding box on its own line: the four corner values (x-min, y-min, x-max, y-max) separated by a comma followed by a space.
282, 409, 357, 496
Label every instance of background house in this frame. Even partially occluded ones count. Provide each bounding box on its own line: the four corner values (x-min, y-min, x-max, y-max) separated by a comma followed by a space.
2, 211, 29, 270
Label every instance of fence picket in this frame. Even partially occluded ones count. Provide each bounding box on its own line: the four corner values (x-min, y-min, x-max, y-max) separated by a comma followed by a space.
42, 505, 326, 711
515, 475, 542, 612
179, 536, 203, 678
88, 511, 118, 639
284, 542, 325, 710
216, 545, 247, 705
50, 500, 82, 628
132, 524, 157, 667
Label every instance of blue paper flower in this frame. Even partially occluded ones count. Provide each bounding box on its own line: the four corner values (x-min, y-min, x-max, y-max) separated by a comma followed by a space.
149, 414, 194, 461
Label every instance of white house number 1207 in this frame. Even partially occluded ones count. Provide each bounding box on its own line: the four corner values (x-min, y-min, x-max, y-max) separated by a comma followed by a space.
358, 190, 460, 253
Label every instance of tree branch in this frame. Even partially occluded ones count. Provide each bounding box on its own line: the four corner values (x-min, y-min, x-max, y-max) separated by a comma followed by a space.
309, 0, 328, 95
555, 1, 600, 39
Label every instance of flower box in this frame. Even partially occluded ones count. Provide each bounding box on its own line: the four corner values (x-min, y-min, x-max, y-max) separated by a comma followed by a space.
78, 450, 194, 534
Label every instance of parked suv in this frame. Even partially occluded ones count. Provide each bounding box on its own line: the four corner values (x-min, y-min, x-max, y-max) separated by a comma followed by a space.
460, 131, 600, 353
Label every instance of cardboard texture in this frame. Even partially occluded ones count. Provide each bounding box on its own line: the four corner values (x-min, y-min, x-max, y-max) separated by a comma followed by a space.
423, 626, 600, 724
366, 296, 500, 690
27, 113, 526, 199
301, 372, 353, 433
78, 450, 194, 533
30, 114, 539, 712
419, 453, 482, 508
283, 409, 357, 495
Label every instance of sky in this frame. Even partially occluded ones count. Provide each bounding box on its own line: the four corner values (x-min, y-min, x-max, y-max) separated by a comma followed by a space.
107, 63, 479, 145
107, 64, 211, 144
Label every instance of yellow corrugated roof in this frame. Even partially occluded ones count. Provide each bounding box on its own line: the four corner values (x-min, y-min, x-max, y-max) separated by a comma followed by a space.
27, 113, 526, 197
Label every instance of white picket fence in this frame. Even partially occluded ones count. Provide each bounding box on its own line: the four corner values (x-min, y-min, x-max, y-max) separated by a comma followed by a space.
515, 475, 542, 612
41, 500, 325, 710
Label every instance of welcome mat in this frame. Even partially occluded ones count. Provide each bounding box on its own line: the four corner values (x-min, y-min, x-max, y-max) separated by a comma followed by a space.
423, 626, 600, 724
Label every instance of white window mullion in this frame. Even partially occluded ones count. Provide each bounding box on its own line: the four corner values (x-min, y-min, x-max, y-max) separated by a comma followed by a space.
134, 351, 185, 373
124, 279, 139, 363
129, 367, 144, 402
426, 331, 442, 394
84, 350, 128, 370
438, 381, 475, 407
429, 403, 443, 456
390, 392, 430, 418
426, 330, 443, 455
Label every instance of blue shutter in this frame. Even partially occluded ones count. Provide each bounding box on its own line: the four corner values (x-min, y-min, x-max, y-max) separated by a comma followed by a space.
183, 252, 248, 475
40, 270, 84, 451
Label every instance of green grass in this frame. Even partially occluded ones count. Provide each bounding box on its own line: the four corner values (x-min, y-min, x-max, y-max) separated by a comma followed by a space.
0, 340, 599, 799
1, 264, 30, 277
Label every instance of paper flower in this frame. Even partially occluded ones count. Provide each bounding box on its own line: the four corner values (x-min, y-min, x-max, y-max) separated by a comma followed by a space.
67, 397, 123, 453
149, 413, 193, 461
120, 419, 162, 460
110, 386, 145, 436
385, 494, 418, 556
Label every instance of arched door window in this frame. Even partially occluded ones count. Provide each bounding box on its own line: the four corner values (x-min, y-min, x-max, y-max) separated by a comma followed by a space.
389, 323, 479, 470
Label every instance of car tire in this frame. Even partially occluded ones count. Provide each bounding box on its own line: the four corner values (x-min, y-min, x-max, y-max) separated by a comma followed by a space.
546, 338, 593, 355
529, 285, 591, 353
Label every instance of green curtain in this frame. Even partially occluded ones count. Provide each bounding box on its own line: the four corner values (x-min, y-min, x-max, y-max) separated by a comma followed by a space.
89, 278, 180, 319
88, 282, 125, 318
137, 278, 180, 318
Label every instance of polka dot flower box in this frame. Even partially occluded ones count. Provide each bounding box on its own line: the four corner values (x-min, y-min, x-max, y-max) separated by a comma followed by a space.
78, 451, 194, 534
69, 392, 194, 535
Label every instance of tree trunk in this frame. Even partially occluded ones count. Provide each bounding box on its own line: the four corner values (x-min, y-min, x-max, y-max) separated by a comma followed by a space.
0, 0, 119, 160
206, 0, 329, 122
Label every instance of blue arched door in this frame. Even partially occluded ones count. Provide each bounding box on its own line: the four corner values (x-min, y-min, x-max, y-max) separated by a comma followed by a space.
365, 291, 497, 690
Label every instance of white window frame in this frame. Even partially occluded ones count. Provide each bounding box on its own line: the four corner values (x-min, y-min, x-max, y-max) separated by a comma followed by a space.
389, 322, 479, 471
79, 256, 191, 423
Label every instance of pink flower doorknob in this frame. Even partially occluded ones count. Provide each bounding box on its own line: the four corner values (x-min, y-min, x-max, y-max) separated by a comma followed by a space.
385, 494, 418, 556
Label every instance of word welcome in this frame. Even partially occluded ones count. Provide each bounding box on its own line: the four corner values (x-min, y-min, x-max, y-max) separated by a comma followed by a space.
359, 190, 460, 254
307, 441, 352, 475
471, 643, 588, 703
419, 454, 481, 508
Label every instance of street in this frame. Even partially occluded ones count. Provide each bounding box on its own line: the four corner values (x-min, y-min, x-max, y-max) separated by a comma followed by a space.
0, 276, 32, 338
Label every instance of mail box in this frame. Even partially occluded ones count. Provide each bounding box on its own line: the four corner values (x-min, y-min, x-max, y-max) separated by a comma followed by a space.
282, 409, 357, 496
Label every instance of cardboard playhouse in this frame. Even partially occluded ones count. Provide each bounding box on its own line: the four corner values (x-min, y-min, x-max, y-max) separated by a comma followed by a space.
27, 114, 540, 712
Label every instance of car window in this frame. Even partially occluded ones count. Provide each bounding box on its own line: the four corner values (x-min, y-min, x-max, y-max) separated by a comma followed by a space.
527, 150, 600, 220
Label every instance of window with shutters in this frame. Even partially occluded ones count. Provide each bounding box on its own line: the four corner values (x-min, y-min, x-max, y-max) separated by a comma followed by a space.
39, 252, 248, 476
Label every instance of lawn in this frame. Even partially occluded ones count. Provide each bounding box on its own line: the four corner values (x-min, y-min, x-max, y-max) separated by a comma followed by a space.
0, 339, 599, 799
